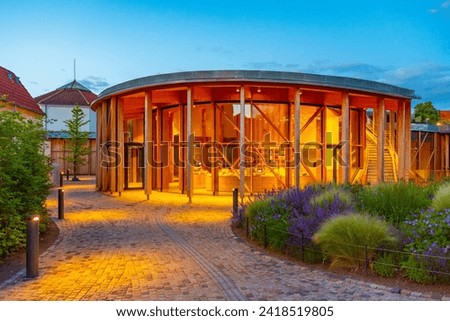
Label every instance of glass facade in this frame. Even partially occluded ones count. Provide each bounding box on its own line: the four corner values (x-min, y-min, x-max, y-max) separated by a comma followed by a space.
93, 71, 419, 196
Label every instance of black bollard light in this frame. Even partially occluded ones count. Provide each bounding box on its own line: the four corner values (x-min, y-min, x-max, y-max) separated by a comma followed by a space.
58, 188, 64, 220
232, 188, 239, 218
60, 171, 64, 187
66, 169, 69, 180
26, 215, 40, 278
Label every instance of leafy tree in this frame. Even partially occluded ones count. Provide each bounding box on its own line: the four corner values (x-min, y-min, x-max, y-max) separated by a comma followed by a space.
64, 105, 90, 181
0, 98, 51, 256
413, 101, 439, 124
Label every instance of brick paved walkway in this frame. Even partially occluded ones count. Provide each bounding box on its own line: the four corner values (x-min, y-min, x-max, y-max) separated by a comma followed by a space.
0, 178, 443, 300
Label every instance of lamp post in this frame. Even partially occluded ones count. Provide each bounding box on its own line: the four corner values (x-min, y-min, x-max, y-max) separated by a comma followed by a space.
58, 188, 64, 220
26, 215, 40, 278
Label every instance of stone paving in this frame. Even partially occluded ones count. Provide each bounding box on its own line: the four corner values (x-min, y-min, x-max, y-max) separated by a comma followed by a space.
0, 178, 445, 301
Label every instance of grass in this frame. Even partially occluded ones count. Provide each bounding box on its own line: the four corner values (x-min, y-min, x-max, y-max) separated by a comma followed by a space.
431, 183, 450, 211
313, 213, 396, 269
357, 181, 432, 226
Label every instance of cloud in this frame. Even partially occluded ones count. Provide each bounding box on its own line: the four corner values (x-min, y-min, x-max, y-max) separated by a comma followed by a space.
244, 61, 301, 70
287, 60, 450, 109
385, 64, 450, 109
79, 76, 110, 94
304, 61, 388, 82
428, 1, 450, 14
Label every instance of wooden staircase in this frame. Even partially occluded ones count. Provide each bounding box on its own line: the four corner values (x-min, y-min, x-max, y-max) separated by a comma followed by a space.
364, 118, 398, 184
366, 134, 396, 184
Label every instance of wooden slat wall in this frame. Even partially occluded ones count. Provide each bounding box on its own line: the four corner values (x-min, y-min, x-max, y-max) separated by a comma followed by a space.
49, 139, 96, 175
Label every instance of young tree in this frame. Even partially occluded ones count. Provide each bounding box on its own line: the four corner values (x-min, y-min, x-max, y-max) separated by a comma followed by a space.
64, 105, 90, 181
413, 101, 440, 124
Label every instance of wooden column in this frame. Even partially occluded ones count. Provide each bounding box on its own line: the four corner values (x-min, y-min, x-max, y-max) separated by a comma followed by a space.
186, 87, 193, 202
434, 133, 439, 177
155, 108, 162, 191
101, 101, 109, 191
445, 134, 450, 176
110, 97, 117, 193
144, 91, 152, 199
178, 104, 186, 193
321, 107, 327, 182
376, 98, 385, 183
96, 103, 103, 190
391, 111, 396, 144
117, 98, 124, 196
239, 86, 246, 200
294, 89, 301, 188
286, 102, 292, 187
212, 102, 218, 195
341, 92, 350, 183
405, 101, 412, 179
397, 100, 406, 179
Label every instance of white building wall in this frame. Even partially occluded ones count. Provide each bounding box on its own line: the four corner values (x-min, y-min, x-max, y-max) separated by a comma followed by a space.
42, 104, 93, 132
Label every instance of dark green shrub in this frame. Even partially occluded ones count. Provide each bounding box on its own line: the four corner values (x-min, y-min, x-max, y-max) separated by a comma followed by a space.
245, 197, 289, 250
0, 109, 51, 256
400, 255, 435, 284
374, 253, 397, 277
357, 181, 432, 227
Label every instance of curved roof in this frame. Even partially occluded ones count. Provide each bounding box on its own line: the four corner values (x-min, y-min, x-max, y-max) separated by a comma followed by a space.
93, 70, 418, 106
35, 80, 97, 106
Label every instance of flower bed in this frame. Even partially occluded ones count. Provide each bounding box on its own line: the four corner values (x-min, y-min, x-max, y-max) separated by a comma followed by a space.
234, 181, 450, 284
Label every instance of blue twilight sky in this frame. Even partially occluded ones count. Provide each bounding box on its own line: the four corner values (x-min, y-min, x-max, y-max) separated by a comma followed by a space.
1, 0, 450, 109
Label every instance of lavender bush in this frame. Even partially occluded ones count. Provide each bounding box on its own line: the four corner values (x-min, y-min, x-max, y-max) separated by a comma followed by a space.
242, 185, 354, 252
287, 184, 354, 248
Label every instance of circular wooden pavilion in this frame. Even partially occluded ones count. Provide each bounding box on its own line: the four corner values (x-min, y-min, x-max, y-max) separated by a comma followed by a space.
91, 70, 417, 200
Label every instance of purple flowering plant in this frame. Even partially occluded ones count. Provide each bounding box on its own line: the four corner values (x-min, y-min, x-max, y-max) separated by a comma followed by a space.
287, 184, 354, 248
402, 208, 450, 280
243, 184, 354, 251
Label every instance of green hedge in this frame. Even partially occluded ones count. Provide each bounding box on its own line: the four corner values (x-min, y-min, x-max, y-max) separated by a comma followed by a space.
0, 107, 51, 257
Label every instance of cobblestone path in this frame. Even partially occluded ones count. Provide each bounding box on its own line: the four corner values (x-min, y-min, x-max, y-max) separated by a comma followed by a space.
0, 178, 440, 301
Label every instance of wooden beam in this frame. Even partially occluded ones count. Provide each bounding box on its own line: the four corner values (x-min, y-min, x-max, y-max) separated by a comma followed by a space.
376, 98, 385, 183
117, 98, 124, 196
294, 89, 301, 188
444, 133, 450, 176
155, 107, 162, 191
341, 92, 350, 183
179, 104, 186, 193
212, 102, 218, 195
101, 101, 109, 191
144, 91, 152, 199
405, 101, 412, 179
186, 87, 193, 202
239, 86, 246, 200
96, 103, 103, 190
434, 132, 439, 175
397, 100, 406, 179
110, 97, 117, 193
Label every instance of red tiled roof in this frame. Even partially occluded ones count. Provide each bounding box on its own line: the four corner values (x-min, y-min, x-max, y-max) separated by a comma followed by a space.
439, 110, 450, 121
35, 80, 97, 106
0, 66, 44, 115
